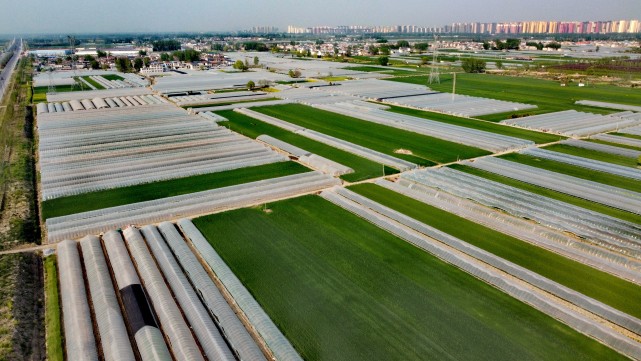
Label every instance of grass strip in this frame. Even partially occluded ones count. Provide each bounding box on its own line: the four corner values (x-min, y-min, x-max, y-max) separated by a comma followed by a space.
350, 183, 641, 319
499, 153, 641, 193
386, 104, 563, 144
217, 109, 397, 182
450, 164, 641, 224
255, 104, 490, 165
542, 144, 640, 168
41, 161, 308, 219
193, 195, 624, 361
44, 256, 63, 361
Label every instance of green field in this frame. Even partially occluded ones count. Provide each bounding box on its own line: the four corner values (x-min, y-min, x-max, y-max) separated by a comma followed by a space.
350, 183, 641, 319
216, 110, 396, 182
387, 73, 641, 121
542, 144, 640, 168
44, 256, 63, 361
385, 105, 563, 144
450, 164, 641, 224
80, 76, 105, 90
255, 104, 490, 165
193, 195, 624, 361
499, 153, 641, 193
33, 85, 78, 104
41, 161, 308, 219
101, 74, 124, 81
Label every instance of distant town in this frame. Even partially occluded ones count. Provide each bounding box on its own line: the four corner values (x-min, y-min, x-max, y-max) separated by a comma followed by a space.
284, 18, 641, 34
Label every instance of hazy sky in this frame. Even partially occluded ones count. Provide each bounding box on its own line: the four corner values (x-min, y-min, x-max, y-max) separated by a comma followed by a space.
1, 0, 640, 34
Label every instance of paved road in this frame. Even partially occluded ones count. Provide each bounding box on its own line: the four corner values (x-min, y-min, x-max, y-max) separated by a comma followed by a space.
0, 38, 22, 104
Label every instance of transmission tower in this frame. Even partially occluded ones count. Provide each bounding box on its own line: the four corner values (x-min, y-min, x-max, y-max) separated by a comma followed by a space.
428, 34, 440, 85
47, 67, 56, 94
67, 36, 83, 90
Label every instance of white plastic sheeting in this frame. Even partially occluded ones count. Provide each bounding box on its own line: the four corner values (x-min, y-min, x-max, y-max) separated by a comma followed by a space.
258, 134, 354, 176
141, 225, 236, 361
237, 108, 416, 171
575, 100, 641, 112
80, 235, 136, 361
180, 219, 303, 361
160, 222, 267, 361
46, 171, 340, 242
521, 147, 641, 180
377, 178, 641, 283
320, 189, 641, 360
38, 104, 286, 200
314, 102, 533, 152
465, 156, 641, 215
305, 79, 537, 116
502, 110, 641, 137
101, 230, 172, 361
123, 226, 205, 361
592, 134, 641, 148
46, 87, 153, 102
57, 239, 99, 361
560, 139, 641, 158
404, 166, 641, 258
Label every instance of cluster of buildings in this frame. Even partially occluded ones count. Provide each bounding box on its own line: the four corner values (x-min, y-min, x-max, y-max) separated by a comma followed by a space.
286, 19, 641, 35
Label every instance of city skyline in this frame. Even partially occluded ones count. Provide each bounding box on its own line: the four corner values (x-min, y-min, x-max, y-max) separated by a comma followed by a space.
1, 0, 640, 35
284, 19, 641, 35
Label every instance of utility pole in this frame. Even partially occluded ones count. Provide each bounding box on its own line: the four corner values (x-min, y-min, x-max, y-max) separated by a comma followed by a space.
451, 72, 457, 101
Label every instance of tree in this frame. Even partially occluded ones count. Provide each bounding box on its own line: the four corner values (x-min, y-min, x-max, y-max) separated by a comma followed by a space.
546, 42, 562, 50
84, 54, 95, 62
396, 40, 410, 48
97, 50, 107, 58
160, 53, 171, 62
253, 56, 259, 66
115, 57, 133, 73
505, 38, 520, 50
369, 46, 379, 55
138, 50, 147, 56
378, 56, 389, 66
233, 60, 248, 71
379, 46, 390, 55
461, 58, 486, 73
152, 40, 181, 52
90, 60, 100, 69
482, 41, 490, 50
420, 56, 429, 65
288, 69, 301, 78
143, 57, 151, 67
246, 80, 255, 90
495, 60, 504, 70
133, 57, 144, 71
414, 43, 429, 52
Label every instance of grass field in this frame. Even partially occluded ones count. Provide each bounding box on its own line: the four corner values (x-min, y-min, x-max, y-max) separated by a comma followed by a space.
193, 195, 624, 361
101, 74, 124, 81
350, 183, 641, 319
542, 144, 640, 168
41, 161, 308, 219
255, 104, 490, 165
450, 164, 641, 225
387, 73, 641, 120
385, 105, 563, 144
499, 153, 641, 193
32, 85, 78, 104
80, 76, 105, 90
216, 110, 396, 182
44, 256, 63, 361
